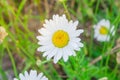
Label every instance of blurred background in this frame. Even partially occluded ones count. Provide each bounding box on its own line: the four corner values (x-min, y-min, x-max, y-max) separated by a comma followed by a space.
0, 0, 120, 80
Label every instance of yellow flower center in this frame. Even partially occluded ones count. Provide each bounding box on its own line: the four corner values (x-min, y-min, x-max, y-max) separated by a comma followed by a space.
52, 30, 69, 48
99, 26, 108, 35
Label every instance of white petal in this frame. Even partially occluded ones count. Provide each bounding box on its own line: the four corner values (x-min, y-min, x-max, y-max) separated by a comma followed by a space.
53, 49, 63, 63
98, 19, 106, 25
30, 70, 37, 78
62, 47, 69, 62
38, 73, 43, 79
19, 73, 26, 80
66, 44, 75, 56
37, 44, 54, 52
45, 19, 49, 24
38, 28, 50, 36
13, 78, 18, 80
47, 48, 58, 60
97, 35, 110, 42
69, 42, 78, 49
72, 21, 79, 30
36, 36, 50, 41
75, 29, 84, 36
24, 71, 29, 78
43, 48, 54, 57
105, 20, 110, 28
110, 26, 115, 35
41, 76, 48, 80
78, 42, 84, 47
71, 38, 81, 42
70, 29, 84, 37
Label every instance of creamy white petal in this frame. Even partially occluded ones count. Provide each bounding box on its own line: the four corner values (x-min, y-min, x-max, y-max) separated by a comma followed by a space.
75, 29, 84, 36
41, 76, 48, 80
69, 41, 78, 49
53, 49, 63, 63
71, 38, 81, 43
98, 19, 106, 26
38, 73, 43, 79
38, 41, 51, 46
47, 48, 58, 60
38, 28, 50, 36
30, 70, 37, 78
24, 71, 29, 78
110, 26, 115, 35
19, 73, 26, 80
14, 78, 18, 80
36, 36, 50, 41
67, 44, 76, 56
62, 47, 69, 62
78, 42, 84, 47
105, 20, 110, 28
97, 35, 110, 42
71, 21, 79, 30
37, 44, 54, 52
43, 48, 54, 57
69, 29, 84, 38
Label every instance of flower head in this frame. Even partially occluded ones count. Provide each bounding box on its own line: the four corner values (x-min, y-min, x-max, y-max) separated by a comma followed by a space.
37, 14, 84, 63
94, 19, 115, 42
0, 26, 8, 43
14, 70, 48, 80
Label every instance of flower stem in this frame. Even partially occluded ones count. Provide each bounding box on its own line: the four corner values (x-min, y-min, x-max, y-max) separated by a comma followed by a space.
7, 46, 18, 78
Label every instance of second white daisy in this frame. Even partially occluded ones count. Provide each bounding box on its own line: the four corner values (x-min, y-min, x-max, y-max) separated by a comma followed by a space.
94, 19, 115, 42
37, 14, 84, 63
14, 70, 48, 80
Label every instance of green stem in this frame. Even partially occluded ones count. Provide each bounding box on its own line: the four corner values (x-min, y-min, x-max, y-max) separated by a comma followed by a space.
62, 1, 70, 20
105, 53, 110, 75
95, 0, 100, 15
7, 47, 18, 78
112, 65, 118, 79
89, 28, 94, 57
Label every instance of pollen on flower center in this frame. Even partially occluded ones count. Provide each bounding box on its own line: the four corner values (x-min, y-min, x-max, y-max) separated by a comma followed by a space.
99, 26, 108, 35
52, 30, 69, 48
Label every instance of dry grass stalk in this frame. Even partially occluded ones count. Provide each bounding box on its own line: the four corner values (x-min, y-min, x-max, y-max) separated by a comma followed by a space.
0, 26, 8, 43
89, 44, 120, 65
116, 52, 120, 64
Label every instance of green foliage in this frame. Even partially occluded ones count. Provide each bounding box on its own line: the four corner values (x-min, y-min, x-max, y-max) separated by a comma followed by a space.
0, 0, 120, 80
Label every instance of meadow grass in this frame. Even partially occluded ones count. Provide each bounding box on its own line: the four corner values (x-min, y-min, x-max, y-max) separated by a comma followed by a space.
0, 0, 120, 80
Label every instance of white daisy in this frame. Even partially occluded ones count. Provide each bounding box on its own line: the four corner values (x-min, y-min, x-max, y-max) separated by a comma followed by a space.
94, 19, 115, 42
14, 70, 48, 80
37, 14, 84, 63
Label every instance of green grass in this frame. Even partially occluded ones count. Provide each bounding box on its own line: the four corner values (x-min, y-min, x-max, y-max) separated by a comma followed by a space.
0, 0, 120, 80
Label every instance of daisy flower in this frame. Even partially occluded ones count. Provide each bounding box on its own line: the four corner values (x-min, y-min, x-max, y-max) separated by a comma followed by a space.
37, 14, 84, 63
94, 19, 115, 42
14, 70, 48, 80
